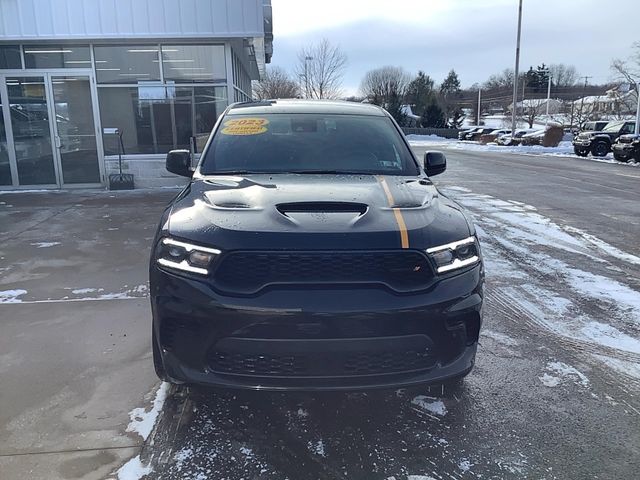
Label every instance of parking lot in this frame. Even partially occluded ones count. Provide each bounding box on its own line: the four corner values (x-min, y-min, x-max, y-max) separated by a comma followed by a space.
1, 149, 639, 480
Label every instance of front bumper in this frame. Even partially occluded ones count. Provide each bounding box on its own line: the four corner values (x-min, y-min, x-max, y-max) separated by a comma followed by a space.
572, 140, 592, 149
612, 144, 634, 156
150, 264, 483, 391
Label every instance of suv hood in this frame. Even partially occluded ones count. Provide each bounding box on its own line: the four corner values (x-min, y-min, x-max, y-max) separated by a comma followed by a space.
165, 174, 472, 251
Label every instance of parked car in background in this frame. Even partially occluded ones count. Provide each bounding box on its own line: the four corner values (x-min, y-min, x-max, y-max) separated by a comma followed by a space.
495, 129, 537, 146
479, 129, 511, 144
465, 127, 495, 141
572, 120, 635, 157
612, 134, 640, 162
458, 126, 481, 140
520, 129, 546, 146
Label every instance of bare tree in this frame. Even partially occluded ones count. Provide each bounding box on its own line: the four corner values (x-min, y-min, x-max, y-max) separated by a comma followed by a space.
548, 63, 579, 87
359, 66, 411, 106
518, 98, 547, 128
611, 41, 640, 87
359, 66, 411, 124
296, 39, 347, 99
253, 66, 300, 100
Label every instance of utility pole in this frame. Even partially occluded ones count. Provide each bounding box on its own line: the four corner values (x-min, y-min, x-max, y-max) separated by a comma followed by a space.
578, 75, 592, 127
511, 0, 523, 135
477, 88, 482, 125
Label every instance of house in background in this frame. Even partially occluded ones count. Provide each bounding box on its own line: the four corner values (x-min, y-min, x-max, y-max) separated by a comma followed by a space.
0, 0, 273, 189
508, 98, 563, 116
572, 84, 638, 118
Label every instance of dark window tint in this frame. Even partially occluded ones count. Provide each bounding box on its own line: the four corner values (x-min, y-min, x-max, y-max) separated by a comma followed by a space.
0, 45, 21, 69
24, 45, 90, 69
201, 114, 418, 176
98, 86, 226, 155
94, 46, 161, 84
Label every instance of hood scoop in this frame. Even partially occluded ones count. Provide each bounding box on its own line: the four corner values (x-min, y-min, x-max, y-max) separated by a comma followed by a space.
276, 202, 368, 215
276, 202, 368, 227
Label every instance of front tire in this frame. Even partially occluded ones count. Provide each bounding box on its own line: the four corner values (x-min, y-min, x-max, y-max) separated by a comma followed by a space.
573, 147, 588, 157
591, 141, 609, 157
613, 152, 629, 162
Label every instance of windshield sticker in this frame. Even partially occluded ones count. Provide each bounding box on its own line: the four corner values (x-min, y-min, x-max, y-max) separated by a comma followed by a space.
221, 118, 269, 136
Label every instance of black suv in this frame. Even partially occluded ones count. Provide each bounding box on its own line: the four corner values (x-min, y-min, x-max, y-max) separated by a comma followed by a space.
612, 134, 640, 162
572, 120, 636, 157
150, 100, 484, 391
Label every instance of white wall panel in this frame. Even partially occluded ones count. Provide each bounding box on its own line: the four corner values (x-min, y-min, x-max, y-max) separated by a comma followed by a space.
0, 0, 264, 39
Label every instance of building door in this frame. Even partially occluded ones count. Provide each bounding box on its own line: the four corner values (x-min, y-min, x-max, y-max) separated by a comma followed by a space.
0, 73, 102, 188
49, 76, 101, 185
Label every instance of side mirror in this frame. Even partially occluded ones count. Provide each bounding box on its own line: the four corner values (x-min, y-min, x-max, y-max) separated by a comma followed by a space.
166, 149, 193, 178
424, 151, 447, 176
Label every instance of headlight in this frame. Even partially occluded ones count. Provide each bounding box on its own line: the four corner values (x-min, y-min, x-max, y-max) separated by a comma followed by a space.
155, 237, 220, 275
426, 236, 480, 273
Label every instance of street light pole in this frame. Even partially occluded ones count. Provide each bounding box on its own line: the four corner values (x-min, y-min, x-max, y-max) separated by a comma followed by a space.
545, 73, 552, 126
477, 88, 482, 125
635, 83, 640, 136
511, 0, 523, 134
304, 56, 313, 99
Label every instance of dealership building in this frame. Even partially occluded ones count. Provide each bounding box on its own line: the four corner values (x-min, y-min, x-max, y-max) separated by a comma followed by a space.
0, 0, 272, 189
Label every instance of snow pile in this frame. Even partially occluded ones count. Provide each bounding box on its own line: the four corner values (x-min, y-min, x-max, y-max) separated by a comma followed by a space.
126, 382, 169, 440
116, 455, 152, 480
0, 289, 27, 304
411, 396, 447, 416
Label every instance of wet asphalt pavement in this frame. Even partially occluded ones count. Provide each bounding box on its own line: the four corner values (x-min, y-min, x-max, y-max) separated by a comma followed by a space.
1, 148, 639, 479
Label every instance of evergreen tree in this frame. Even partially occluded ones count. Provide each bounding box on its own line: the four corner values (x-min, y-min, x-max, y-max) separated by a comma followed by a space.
439, 69, 462, 127
386, 91, 407, 126
421, 102, 446, 128
406, 71, 436, 116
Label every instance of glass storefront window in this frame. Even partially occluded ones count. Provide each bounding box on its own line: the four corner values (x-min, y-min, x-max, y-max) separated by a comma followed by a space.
161, 45, 226, 83
0, 91, 11, 185
0, 46, 22, 69
98, 86, 226, 155
24, 45, 91, 69
94, 46, 161, 84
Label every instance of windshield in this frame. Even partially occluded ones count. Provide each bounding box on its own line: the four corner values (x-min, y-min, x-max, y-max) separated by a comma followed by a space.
200, 113, 419, 175
602, 121, 624, 132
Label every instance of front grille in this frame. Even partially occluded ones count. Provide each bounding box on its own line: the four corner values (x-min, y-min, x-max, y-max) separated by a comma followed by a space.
212, 250, 434, 294
207, 339, 436, 378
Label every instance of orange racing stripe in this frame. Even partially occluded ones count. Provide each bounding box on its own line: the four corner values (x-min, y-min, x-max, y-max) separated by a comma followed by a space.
377, 176, 410, 249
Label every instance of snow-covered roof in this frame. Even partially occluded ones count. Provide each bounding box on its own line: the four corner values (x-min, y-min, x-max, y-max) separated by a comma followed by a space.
401, 105, 421, 120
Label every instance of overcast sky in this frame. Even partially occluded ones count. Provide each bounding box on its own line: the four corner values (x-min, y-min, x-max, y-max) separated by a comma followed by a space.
270, 0, 640, 96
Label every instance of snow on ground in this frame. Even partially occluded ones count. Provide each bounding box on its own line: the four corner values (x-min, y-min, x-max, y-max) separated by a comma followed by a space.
539, 362, 590, 388
411, 396, 447, 417
441, 187, 640, 379
71, 287, 98, 294
407, 134, 640, 166
115, 455, 152, 480
30, 241, 61, 248
126, 382, 170, 440
0, 289, 27, 304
